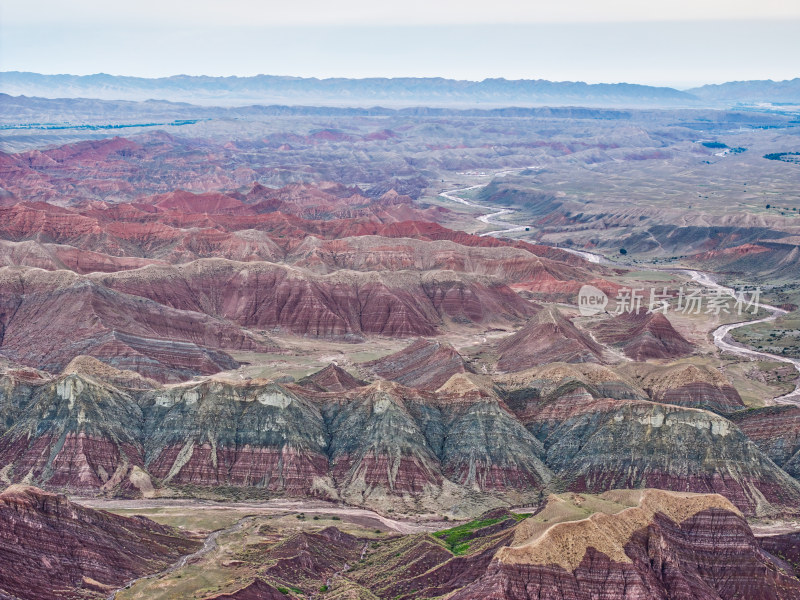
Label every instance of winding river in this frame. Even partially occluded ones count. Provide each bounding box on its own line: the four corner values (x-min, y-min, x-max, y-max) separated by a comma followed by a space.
439, 176, 800, 405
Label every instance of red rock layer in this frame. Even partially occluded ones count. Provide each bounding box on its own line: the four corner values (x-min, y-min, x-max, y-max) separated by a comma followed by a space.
497, 307, 603, 372
146, 445, 330, 494
91, 260, 536, 338
656, 382, 744, 414
363, 338, 470, 391
534, 395, 800, 516
0, 433, 144, 490
348, 512, 519, 599
758, 531, 800, 578
591, 308, 694, 361
0, 270, 273, 381
297, 363, 366, 392
0, 374, 147, 493
0, 485, 199, 600
451, 509, 800, 600
731, 405, 800, 477
331, 451, 444, 495
623, 363, 745, 414
261, 527, 365, 589
206, 579, 288, 600
0, 179, 600, 278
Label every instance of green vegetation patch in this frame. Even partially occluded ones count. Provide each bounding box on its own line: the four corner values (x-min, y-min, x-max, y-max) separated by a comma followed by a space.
431, 514, 527, 555
433, 517, 504, 553
764, 151, 800, 163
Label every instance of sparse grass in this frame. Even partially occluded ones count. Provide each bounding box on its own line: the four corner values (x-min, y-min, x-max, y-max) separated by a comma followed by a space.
114, 508, 384, 600
732, 310, 800, 360
108, 507, 244, 532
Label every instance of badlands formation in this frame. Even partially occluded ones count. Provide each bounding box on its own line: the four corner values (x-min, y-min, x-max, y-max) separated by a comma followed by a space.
0, 100, 799, 598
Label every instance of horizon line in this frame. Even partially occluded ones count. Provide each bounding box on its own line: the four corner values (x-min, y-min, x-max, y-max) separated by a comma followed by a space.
4, 71, 800, 91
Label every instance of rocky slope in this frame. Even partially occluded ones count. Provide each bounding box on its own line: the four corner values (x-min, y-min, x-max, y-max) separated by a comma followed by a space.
0, 258, 538, 380
530, 394, 800, 515
0, 193, 593, 278
297, 363, 366, 392
235, 490, 800, 600
141, 380, 331, 494
207, 579, 288, 600
591, 308, 694, 361
0, 266, 275, 382
451, 490, 800, 600
497, 307, 604, 372
0, 373, 147, 493
91, 260, 537, 339
362, 338, 470, 391
0, 485, 199, 600
731, 405, 800, 478
1, 367, 796, 517
619, 362, 745, 414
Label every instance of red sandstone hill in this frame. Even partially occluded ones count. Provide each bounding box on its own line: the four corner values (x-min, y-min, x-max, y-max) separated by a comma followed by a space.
0, 258, 538, 380
619, 362, 745, 414
0, 485, 199, 600
497, 307, 604, 372
90, 260, 537, 337
297, 363, 366, 392
362, 338, 471, 391
731, 405, 800, 479
0, 267, 275, 382
591, 308, 694, 361
0, 192, 597, 275
283, 236, 594, 289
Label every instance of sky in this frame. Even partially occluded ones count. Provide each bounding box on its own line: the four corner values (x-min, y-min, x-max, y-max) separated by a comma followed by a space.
1, 0, 798, 88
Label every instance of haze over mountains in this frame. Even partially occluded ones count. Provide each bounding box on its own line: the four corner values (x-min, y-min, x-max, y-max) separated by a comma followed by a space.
2, 71, 800, 108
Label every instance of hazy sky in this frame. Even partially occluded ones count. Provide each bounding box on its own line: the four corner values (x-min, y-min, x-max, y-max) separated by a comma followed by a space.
1, 0, 798, 87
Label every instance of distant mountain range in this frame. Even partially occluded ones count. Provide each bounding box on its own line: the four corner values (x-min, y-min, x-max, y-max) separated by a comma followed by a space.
0, 72, 798, 108
688, 78, 800, 105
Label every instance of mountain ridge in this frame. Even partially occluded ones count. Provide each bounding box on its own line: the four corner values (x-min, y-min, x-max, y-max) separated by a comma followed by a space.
4, 72, 800, 108
0, 71, 701, 108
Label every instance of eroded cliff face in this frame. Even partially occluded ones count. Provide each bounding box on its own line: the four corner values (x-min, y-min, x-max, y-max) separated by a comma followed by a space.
0, 374, 146, 492
0, 366, 797, 519
536, 395, 800, 516
141, 381, 331, 494
0, 485, 199, 600
731, 406, 800, 478
0, 268, 274, 382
